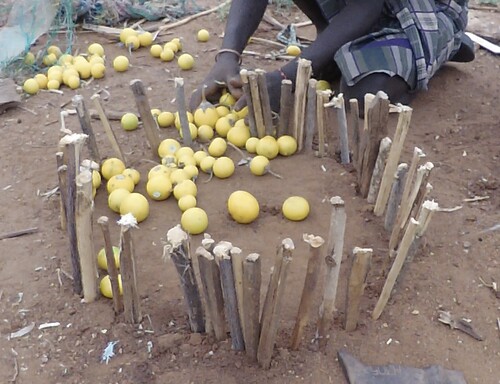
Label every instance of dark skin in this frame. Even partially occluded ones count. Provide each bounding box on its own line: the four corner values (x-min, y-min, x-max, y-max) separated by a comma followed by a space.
189, 0, 411, 113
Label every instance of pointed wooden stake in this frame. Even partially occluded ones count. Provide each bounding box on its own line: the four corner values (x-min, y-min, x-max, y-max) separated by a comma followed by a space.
293, 59, 312, 151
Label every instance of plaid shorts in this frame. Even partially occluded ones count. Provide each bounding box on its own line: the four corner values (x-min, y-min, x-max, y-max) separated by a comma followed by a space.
316, 0, 468, 90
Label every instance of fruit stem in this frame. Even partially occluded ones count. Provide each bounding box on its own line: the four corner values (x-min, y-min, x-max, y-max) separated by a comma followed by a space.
266, 166, 283, 179
227, 141, 247, 161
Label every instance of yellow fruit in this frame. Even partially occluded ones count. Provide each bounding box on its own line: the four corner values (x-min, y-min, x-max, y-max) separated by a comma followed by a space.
47, 65, 62, 77
197, 29, 210, 42
138, 32, 153, 47
162, 155, 177, 168
174, 111, 194, 130
282, 196, 310, 221
178, 195, 197, 212
256, 136, 279, 159
227, 125, 251, 148
88, 43, 105, 57
120, 28, 137, 44
146, 175, 172, 201
199, 156, 216, 173
178, 53, 194, 70
43, 53, 58, 66
156, 111, 173, 128
158, 138, 181, 158
179, 123, 198, 140
173, 179, 197, 200
62, 68, 79, 85
277, 135, 298, 156
92, 170, 102, 189
213, 157, 235, 179
181, 207, 208, 235
216, 105, 230, 117
121, 113, 139, 131
75, 60, 91, 79
219, 93, 236, 107
34, 74, 48, 89
100, 275, 123, 299
235, 106, 249, 119
170, 169, 190, 185
316, 80, 331, 91
108, 188, 131, 213
101, 158, 126, 180
47, 45, 62, 57
160, 48, 175, 62
194, 107, 219, 128
286, 45, 301, 56
67, 75, 80, 90
91, 63, 106, 79
23, 78, 39, 95
89, 54, 105, 66
126, 35, 140, 50
151, 108, 161, 118
73, 55, 88, 65
176, 155, 196, 168
47, 79, 60, 90
150, 44, 163, 58
58, 54, 73, 65
249, 155, 270, 176
227, 190, 259, 224
164, 42, 179, 53
171, 38, 182, 51
120, 193, 149, 222
122, 168, 140, 185
24, 52, 35, 65
245, 137, 259, 154
107, 174, 135, 194
148, 164, 172, 180
97, 246, 120, 270
113, 56, 129, 72
193, 150, 208, 166
48, 70, 63, 84
234, 119, 248, 128
215, 116, 233, 137
208, 137, 227, 157
183, 164, 199, 179
197, 125, 214, 142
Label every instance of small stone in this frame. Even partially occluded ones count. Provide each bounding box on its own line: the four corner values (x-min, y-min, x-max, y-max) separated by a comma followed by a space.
189, 333, 202, 346
157, 333, 184, 353
41, 354, 49, 364
463, 241, 472, 249
411, 310, 420, 315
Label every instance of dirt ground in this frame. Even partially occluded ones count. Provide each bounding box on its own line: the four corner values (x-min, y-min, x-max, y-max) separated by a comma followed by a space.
0, 3, 499, 384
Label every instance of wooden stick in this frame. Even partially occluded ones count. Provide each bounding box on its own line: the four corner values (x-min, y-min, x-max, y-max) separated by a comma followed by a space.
373, 106, 412, 216
90, 94, 126, 164
76, 170, 97, 303
97, 216, 123, 314
214, 243, 245, 350
59, 133, 87, 295
130, 79, 162, 156
258, 238, 294, 369
304, 79, 317, 153
384, 163, 409, 232
242, 253, 261, 361
388, 147, 425, 251
278, 79, 293, 137
174, 78, 193, 147
239, 70, 257, 137
315, 90, 330, 158
328, 93, 350, 164
372, 218, 419, 320
72, 95, 101, 163
157, 1, 231, 34
349, 99, 360, 166
407, 199, 439, 261
390, 161, 434, 251
197, 247, 226, 341
255, 69, 274, 136
345, 247, 372, 332
164, 225, 204, 333
293, 58, 312, 152
230, 246, 245, 340
0, 227, 38, 241
367, 137, 392, 204
248, 71, 266, 138
56, 152, 67, 231
290, 234, 325, 350
317, 196, 346, 349
358, 91, 390, 197
118, 214, 141, 324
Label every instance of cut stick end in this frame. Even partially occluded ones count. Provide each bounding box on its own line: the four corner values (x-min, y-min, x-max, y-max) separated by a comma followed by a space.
422, 200, 439, 211
166, 224, 188, 247
330, 196, 345, 206
196, 246, 214, 260
282, 238, 295, 250
230, 247, 242, 256
174, 77, 184, 87
97, 216, 109, 225
302, 233, 325, 248
118, 213, 138, 228
246, 253, 260, 262
129, 79, 142, 86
